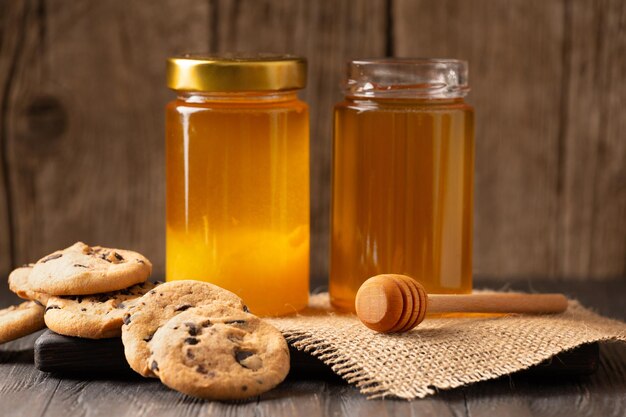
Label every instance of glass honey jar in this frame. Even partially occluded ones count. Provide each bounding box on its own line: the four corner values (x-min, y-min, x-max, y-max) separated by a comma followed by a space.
330, 58, 474, 312
165, 54, 309, 316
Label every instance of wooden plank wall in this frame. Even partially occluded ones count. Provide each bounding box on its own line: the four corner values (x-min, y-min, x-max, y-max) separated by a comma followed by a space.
0, 0, 624, 288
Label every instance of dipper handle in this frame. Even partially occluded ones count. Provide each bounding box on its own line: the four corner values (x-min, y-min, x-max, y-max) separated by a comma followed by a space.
428, 293, 568, 315
355, 274, 568, 333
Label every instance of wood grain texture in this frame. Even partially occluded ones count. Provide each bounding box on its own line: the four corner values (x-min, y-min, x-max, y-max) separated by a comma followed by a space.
394, 0, 626, 280
0, 1, 27, 280
463, 343, 626, 417
209, 0, 388, 285
2, 0, 210, 276
556, 0, 626, 278
394, 0, 565, 279
2, 279, 625, 417
0, 0, 624, 284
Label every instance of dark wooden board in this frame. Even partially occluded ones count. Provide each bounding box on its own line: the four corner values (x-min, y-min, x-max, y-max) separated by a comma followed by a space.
33, 330, 341, 381
34, 330, 599, 378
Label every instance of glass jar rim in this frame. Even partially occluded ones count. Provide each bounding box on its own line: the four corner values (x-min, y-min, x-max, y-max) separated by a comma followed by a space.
344, 58, 469, 99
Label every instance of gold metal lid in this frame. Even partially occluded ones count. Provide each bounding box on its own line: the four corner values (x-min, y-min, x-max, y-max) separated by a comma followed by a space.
167, 53, 307, 92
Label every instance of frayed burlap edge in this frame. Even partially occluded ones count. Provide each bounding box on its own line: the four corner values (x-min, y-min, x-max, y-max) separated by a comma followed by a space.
268, 293, 626, 400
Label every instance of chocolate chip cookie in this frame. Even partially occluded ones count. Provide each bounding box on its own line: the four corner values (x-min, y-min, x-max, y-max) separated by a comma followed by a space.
44, 281, 160, 339
148, 305, 290, 400
121, 280, 246, 377
29, 242, 152, 296
0, 301, 46, 344
8, 264, 49, 306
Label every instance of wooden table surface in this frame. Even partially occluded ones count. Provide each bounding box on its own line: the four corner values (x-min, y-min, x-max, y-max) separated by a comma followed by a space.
1, 278, 625, 417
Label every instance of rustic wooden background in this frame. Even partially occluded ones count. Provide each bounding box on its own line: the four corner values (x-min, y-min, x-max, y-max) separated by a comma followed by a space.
1, 0, 624, 288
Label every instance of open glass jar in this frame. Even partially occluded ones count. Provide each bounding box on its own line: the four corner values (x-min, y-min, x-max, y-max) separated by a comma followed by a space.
165, 54, 310, 316
330, 58, 475, 312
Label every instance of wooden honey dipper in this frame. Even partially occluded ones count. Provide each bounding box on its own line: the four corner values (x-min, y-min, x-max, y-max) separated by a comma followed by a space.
355, 274, 569, 333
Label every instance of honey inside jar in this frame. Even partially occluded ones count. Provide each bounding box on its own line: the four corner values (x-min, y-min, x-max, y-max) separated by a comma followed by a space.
330, 59, 474, 312
165, 55, 309, 316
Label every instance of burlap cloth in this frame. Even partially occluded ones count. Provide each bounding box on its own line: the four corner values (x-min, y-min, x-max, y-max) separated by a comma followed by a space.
267, 292, 626, 400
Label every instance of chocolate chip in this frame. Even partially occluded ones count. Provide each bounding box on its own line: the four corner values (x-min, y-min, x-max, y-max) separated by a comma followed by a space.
114, 252, 124, 261
100, 253, 111, 262
243, 305, 250, 313
201, 320, 212, 328
225, 319, 246, 325
41, 254, 62, 263
184, 322, 199, 336
195, 365, 215, 377
184, 337, 199, 345
73, 264, 88, 268
80, 308, 87, 312
175, 304, 192, 312
149, 290, 156, 295
235, 350, 254, 366
186, 350, 195, 359
122, 314, 132, 325
45, 305, 60, 313
150, 360, 159, 372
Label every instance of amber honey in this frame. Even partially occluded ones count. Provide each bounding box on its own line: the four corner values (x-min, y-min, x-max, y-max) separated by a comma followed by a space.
165, 55, 309, 316
330, 59, 474, 312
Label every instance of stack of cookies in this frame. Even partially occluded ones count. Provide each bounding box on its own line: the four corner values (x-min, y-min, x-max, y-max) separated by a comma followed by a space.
1, 242, 290, 400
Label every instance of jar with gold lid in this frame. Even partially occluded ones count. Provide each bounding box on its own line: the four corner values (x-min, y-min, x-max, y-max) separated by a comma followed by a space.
165, 54, 309, 316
